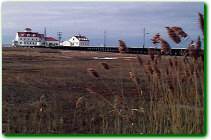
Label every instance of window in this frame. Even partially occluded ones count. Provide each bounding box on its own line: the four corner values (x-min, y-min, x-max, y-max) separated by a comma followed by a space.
27, 34, 30, 37
32, 38, 33, 40
20, 38, 22, 40
20, 42, 22, 44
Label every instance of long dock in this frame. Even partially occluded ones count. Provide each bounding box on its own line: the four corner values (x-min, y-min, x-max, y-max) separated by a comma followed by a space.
16, 46, 203, 56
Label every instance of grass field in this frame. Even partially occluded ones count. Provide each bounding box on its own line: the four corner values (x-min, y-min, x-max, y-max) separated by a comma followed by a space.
2, 47, 204, 134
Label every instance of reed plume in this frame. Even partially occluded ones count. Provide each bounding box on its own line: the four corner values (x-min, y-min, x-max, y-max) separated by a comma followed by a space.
129, 71, 140, 84
39, 94, 47, 112
151, 33, 160, 44
169, 58, 173, 68
136, 55, 143, 66
171, 26, 188, 38
173, 57, 178, 67
160, 38, 171, 54
165, 67, 170, 75
195, 36, 202, 60
198, 12, 204, 35
187, 41, 198, 60
153, 64, 161, 78
155, 53, 162, 63
144, 63, 153, 75
101, 62, 110, 70
75, 96, 86, 109
168, 81, 175, 92
86, 87, 114, 107
188, 41, 195, 49
39, 94, 46, 102
113, 95, 123, 109
196, 36, 201, 49
87, 68, 100, 78
165, 27, 181, 44
118, 40, 127, 53
148, 48, 155, 61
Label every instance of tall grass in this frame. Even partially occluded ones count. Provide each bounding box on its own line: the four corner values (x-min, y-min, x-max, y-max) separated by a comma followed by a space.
2, 46, 204, 135
81, 53, 204, 134
2, 13, 204, 135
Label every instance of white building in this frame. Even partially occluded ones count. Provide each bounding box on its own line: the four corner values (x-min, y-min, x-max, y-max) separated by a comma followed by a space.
62, 40, 71, 47
62, 35, 89, 47
45, 37, 59, 47
12, 28, 45, 47
12, 28, 59, 47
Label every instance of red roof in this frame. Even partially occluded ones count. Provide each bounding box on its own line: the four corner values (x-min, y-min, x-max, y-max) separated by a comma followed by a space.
17, 32, 57, 41
17, 32, 44, 38
45, 37, 58, 41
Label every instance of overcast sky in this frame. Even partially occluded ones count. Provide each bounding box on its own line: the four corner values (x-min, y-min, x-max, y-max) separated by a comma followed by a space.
2, 2, 204, 47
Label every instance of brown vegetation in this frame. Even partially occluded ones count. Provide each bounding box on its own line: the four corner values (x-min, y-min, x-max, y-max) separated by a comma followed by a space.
2, 45, 204, 134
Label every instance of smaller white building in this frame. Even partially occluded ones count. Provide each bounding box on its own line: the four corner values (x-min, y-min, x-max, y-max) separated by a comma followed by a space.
62, 40, 71, 47
62, 35, 89, 47
45, 37, 59, 47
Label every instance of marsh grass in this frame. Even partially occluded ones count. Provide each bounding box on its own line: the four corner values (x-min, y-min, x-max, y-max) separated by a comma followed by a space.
2, 46, 204, 134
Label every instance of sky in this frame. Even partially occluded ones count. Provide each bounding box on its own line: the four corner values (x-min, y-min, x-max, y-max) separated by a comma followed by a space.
2, 2, 204, 47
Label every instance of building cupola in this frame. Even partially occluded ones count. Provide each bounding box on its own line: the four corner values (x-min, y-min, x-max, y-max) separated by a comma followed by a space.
24, 28, 32, 32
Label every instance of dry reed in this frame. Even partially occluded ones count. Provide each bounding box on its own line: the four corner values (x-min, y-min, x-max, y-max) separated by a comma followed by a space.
151, 33, 160, 44
165, 27, 181, 44
75, 96, 86, 109
87, 68, 100, 78
148, 48, 155, 61
160, 38, 171, 54
136, 55, 143, 66
198, 12, 204, 35
101, 62, 110, 70
196, 36, 201, 49
171, 26, 188, 38
118, 40, 127, 53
